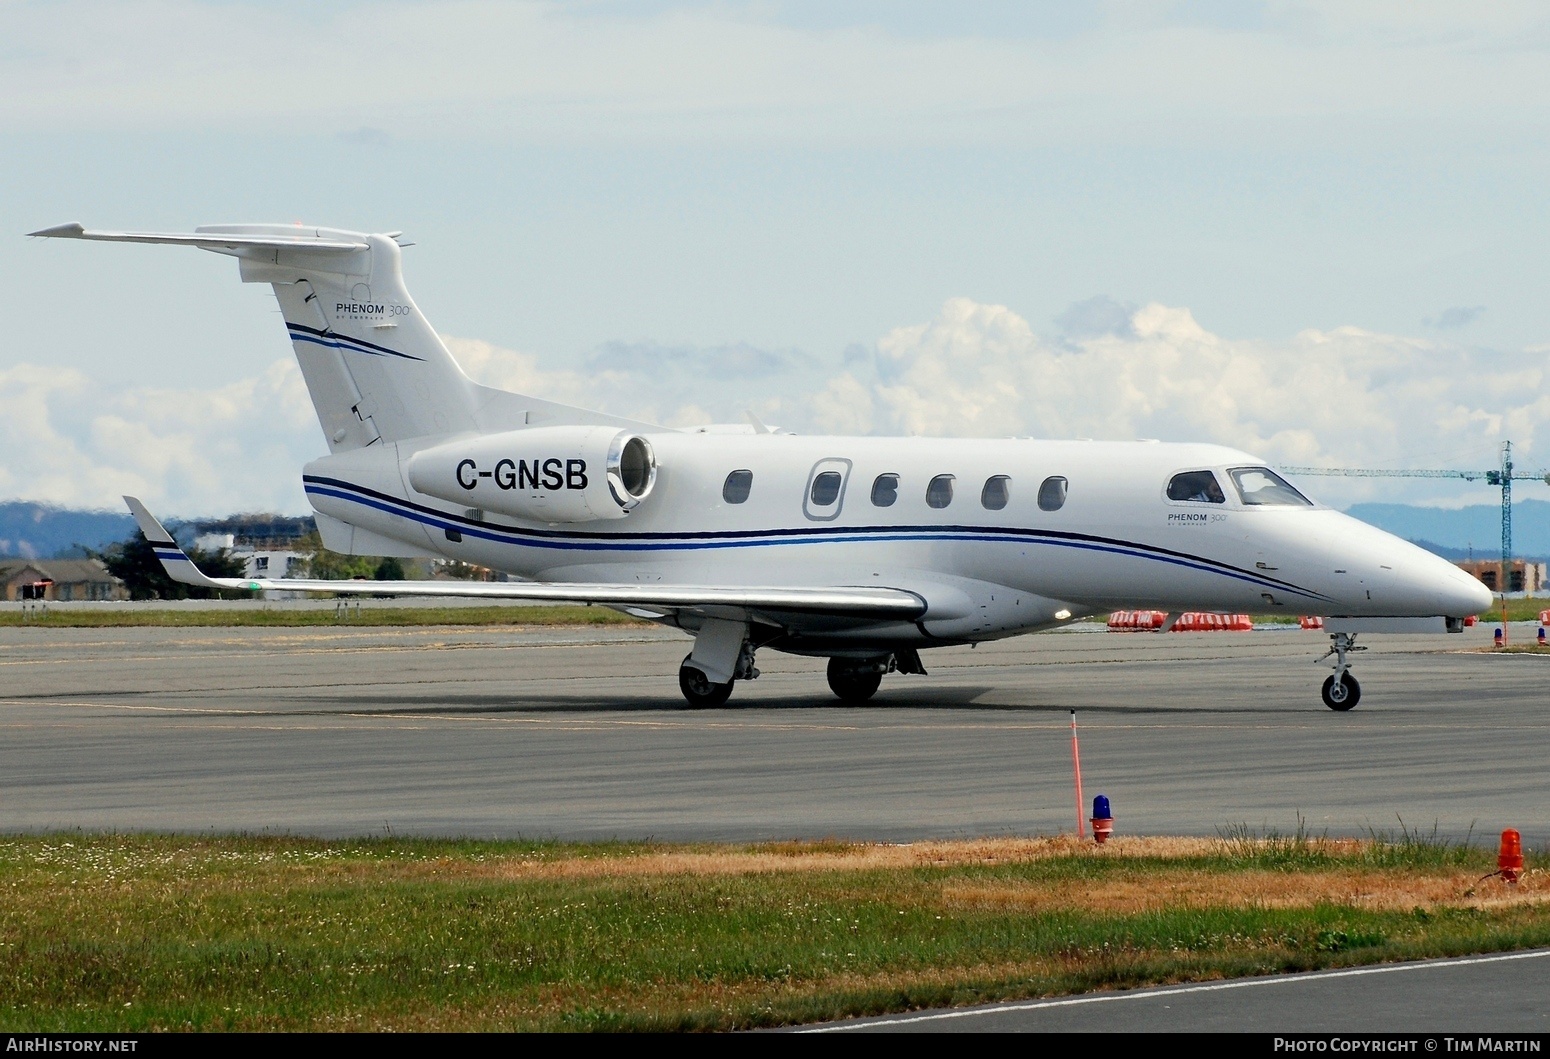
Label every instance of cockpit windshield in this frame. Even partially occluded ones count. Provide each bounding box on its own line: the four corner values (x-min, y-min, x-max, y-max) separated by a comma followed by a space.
1166, 470, 1226, 504
1228, 467, 1313, 507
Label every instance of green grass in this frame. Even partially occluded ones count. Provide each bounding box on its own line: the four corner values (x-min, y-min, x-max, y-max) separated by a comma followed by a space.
1480, 597, 1550, 623
0, 605, 650, 628
0, 833, 1543, 1032
1216, 816, 1479, 871
1254, 596, 1549, 627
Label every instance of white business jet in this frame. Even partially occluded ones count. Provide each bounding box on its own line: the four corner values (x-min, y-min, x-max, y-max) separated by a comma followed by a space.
31, 222, 1492, 710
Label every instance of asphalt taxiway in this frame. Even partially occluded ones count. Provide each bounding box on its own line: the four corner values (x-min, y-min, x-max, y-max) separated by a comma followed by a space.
1, 617, 1544, 842
807, 949, 1550, 1033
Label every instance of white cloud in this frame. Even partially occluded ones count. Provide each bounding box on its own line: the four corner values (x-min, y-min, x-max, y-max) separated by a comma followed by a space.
5, 300, 1546, 513
806, 297, 1549, 506
451, 297, 1550, 510
442, 336, 590, 405
444, 334, 817, 429
0, 358, 318, 515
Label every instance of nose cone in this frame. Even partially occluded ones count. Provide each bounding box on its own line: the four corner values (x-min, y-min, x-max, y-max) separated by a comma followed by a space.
1312, 512, 1493, 617
1413, 551, 1494, 617
1433, 559, 1494, 616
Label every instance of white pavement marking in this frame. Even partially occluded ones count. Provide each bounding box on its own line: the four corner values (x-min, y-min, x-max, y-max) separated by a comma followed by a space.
802, 949, 1550, 1032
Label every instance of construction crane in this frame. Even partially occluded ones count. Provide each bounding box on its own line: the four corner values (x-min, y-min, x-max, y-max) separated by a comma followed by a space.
1283, 442, 1550, 599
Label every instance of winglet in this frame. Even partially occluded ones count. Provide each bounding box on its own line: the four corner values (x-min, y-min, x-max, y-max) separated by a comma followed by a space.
123, 495, 175, 544
27, 222, 87, 239
122, 495, 249, 591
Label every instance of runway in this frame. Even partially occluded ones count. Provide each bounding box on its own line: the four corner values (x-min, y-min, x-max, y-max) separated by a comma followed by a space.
1, 619, 1546, 842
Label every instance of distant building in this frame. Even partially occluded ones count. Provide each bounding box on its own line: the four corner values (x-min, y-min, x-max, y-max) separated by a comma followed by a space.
1456, 559, 1548, 595
0, 558, 127, 601
191, 524, 312, 598
237, 548, 308, 581
191, 514, 314, 551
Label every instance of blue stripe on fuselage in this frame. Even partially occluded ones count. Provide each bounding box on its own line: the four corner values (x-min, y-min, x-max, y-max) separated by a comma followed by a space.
302, 475, 1335, 602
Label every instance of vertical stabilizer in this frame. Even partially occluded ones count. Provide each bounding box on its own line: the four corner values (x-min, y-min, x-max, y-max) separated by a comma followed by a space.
30, 222, 482, 450
223, 225, 481, 450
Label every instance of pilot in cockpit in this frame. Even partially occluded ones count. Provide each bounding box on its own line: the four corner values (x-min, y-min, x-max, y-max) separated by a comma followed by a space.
1188, 477, 1226, 504
1168, 469, 1227, 504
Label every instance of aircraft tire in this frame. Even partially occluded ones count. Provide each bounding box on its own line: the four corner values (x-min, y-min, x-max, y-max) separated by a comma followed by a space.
679, 654, 733, 708
826, 658, 883, 703
1321, 673, 1360, 711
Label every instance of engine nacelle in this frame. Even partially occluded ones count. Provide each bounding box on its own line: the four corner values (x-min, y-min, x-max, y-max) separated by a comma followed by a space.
406, 426, 657, 522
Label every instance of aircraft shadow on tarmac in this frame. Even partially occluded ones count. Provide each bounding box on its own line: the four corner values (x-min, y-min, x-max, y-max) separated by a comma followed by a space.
267, 687, 1323, 718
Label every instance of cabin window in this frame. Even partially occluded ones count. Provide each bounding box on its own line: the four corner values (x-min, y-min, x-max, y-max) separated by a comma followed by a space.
1167, 470, 1226, 504
981, 475, 1011, 510
871, 473, 899, 507
1037, 476, 1068, 512
809, 471, 843, 507
1228, 466, 1313, 507
723, 469, 753, 504
926, 474, 955, 509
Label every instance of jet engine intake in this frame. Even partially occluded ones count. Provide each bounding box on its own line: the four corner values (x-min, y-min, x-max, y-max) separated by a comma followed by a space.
406, 426, 657, 522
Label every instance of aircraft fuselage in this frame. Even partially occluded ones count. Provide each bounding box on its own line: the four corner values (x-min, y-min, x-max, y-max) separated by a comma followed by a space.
304, 433, 1490, 653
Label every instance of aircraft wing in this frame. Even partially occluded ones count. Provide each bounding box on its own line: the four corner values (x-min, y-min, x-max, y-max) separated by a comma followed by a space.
123, 497, 925, 620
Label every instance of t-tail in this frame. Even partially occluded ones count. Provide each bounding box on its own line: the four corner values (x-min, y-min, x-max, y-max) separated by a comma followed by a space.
27, 222, 646, 450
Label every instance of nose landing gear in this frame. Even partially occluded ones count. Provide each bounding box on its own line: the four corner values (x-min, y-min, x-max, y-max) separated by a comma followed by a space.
1321, 672, 1360, 710
1318, 632, 1366, 710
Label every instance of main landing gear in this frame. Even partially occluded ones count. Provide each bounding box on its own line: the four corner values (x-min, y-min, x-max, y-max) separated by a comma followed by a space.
678, 654, 734, 708
827, 658, 883, 703
826, 650, 927, 704
678, 645, 758, 709
677, 646, 929, 707
1318, 632, 1366, 711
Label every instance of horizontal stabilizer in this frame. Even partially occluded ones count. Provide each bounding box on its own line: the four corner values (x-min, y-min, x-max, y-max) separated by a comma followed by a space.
34, 221, 653, 444
28, 223, 368, 252
122, 497, 925, 619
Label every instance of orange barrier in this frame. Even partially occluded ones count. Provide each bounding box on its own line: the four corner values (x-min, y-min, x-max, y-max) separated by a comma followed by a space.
1172, 612, 1253, 632
1539, 610, 1550, 626
1108, 611, 1255, 632
1464, 615, 1479, 627
1299, 616, 1325, 630
1106, 610, 1168, 631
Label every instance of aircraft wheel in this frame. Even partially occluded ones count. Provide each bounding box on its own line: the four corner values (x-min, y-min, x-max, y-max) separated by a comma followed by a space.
827, 658, 883, 703
679, 654, 733, 708
1321, 673, 1360, 711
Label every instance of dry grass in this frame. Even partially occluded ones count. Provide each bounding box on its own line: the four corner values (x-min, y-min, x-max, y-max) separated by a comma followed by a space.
943, 867, 1549, 915
391, 836, 1547, 918
395, 835, 1219, 882
2, 832, 1545, 1031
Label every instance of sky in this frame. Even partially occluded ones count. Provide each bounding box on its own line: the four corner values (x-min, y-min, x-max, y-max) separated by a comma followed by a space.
4, 0, 1550, 515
